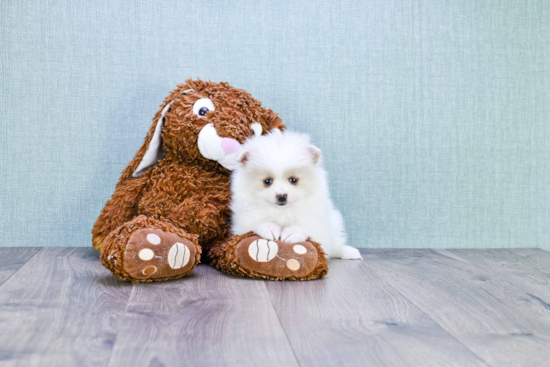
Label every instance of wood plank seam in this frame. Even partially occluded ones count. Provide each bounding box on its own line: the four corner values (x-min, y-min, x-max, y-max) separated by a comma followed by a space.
362, 249, 550, 365
265, 281, 304, 367
105, 265, 300, 367
361, 254, 492, 367
445, 249, 549, 300
103, 280, 136, 367
268, 258, 490, 366
445, 249, 550, 315
0, 248, 135, 366
0, 247, 43, 290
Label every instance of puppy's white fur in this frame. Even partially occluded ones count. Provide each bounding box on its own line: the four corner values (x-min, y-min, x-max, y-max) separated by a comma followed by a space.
230, 130, 362, 259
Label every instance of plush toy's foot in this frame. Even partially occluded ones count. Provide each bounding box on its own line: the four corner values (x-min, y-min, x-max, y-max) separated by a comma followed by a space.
101, 216, 201, 283
210, 232, 328, 280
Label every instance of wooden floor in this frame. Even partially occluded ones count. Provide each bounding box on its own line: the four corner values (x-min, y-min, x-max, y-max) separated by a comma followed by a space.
1, 248, 550, 366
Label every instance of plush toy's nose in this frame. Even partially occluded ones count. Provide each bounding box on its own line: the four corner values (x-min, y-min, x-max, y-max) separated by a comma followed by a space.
221, 138, 241, 154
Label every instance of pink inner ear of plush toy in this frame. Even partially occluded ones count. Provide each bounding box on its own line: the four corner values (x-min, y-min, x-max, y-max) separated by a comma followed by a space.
221, 138, 241, 154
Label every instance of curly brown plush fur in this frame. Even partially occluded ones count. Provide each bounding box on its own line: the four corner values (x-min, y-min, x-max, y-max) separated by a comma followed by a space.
92, 79, 328, 283
209, 233, 328, 281
101, 216, 201, 282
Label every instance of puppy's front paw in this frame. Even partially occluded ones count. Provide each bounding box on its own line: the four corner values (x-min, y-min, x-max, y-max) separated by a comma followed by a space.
280, 227, 307, 244
255, 223, 282, 241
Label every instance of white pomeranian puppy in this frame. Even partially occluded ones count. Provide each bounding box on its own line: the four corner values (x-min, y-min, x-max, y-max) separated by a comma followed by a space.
230, 130, 362, 259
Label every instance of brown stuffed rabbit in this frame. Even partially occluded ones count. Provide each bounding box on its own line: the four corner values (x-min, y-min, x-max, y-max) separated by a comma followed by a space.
92, 79, 328, 283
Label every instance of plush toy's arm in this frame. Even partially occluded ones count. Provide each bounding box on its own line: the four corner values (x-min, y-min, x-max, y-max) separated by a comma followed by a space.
92, 174, 150, 251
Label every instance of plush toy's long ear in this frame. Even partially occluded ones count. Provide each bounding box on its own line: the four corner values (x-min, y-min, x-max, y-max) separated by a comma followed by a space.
125, 88, 195, 179
131, 102, 172, 178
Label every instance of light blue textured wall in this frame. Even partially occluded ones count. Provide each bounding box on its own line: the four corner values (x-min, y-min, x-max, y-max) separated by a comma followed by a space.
1, 0, 549, 249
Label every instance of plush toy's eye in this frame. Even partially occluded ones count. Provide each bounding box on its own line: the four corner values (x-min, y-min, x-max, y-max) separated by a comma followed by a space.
193, 98, 215, 117
264, 179, 273, 187
289, 177, 298, 184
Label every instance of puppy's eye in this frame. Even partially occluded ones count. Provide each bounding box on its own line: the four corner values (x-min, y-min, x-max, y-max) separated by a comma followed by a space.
193, 98, 215, 117
289, 177, 298, 185
264, 179, 273, 187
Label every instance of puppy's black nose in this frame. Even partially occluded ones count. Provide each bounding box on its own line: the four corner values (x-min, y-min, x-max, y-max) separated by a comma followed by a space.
276, 194, 287, 203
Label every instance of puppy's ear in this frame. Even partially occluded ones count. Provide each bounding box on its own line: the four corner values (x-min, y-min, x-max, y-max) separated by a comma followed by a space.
309, 145, 322, 164
237, 151, 250, 166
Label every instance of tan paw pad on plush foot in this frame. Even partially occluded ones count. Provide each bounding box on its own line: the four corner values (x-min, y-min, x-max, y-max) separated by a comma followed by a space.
235, 237, 319, 278
123, 229, 197, 280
